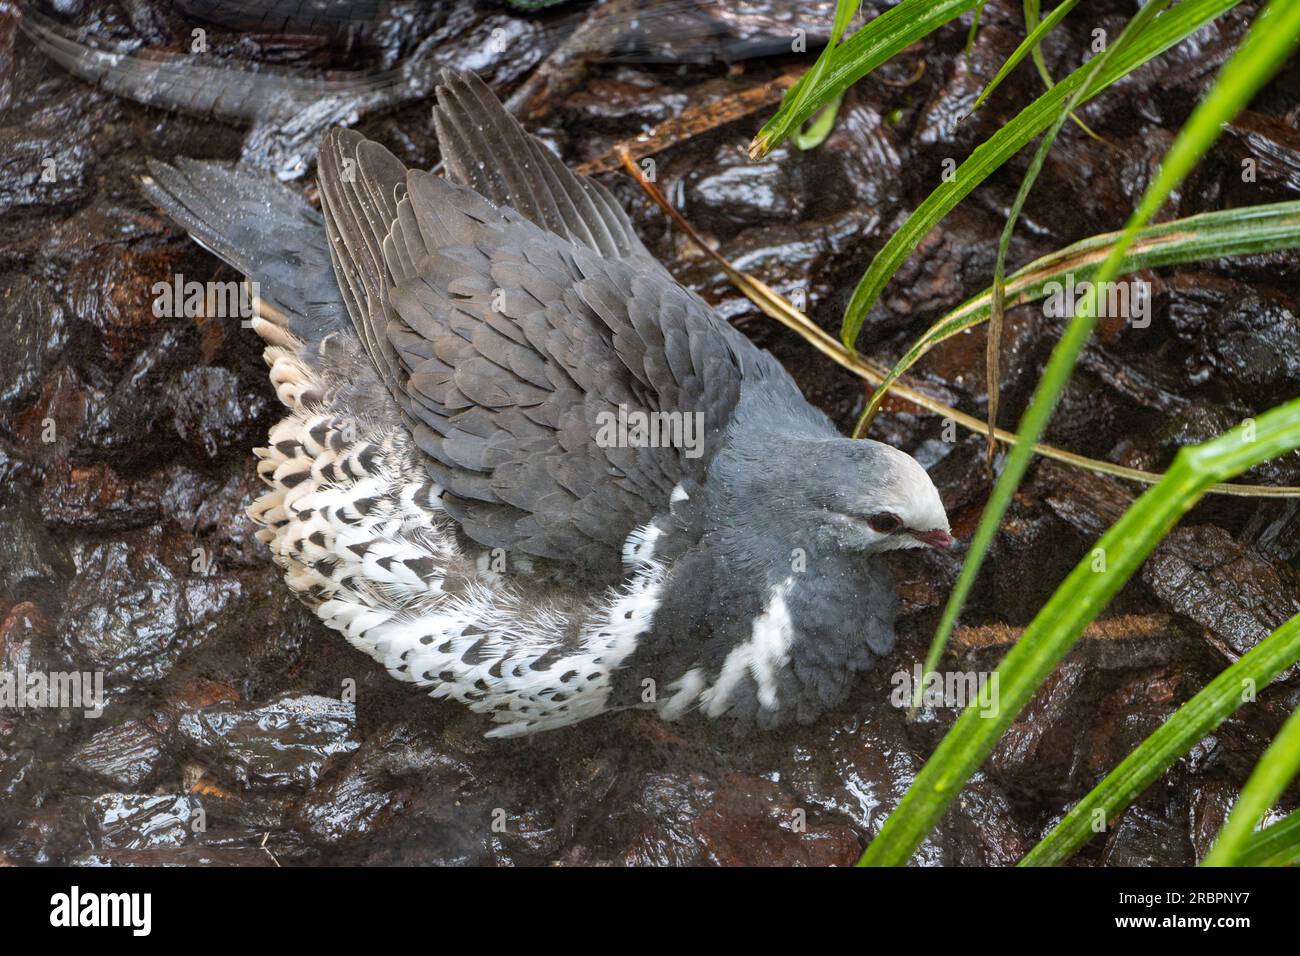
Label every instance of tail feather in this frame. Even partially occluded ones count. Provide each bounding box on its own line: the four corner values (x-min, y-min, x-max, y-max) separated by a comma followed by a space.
140, 157, 349, 348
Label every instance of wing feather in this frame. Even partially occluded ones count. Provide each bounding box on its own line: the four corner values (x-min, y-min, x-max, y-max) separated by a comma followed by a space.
317, 71, 753, 578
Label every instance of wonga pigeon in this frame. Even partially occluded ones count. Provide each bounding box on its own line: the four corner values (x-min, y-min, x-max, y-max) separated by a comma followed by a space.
140, 71, 953, 736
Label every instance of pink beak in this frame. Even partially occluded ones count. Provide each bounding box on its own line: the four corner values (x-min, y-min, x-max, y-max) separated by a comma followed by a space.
909, 528, 955, 551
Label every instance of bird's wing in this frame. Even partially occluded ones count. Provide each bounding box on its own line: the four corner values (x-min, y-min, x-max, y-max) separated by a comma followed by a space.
317, 71, 750, 577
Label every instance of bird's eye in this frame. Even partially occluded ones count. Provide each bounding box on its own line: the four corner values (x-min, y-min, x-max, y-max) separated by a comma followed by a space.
868, 512, 902, 534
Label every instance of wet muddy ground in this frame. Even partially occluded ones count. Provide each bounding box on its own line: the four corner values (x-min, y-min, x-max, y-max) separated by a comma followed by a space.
2, 0, 1299, 866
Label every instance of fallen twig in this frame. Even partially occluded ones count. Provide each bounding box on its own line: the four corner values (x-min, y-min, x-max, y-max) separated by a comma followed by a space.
952, 613, 1178, 649
578, 70, 800, 176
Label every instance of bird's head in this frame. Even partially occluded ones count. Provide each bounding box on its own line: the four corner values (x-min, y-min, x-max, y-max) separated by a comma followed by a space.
806, 438, 954, 555
709, 432, 954, 566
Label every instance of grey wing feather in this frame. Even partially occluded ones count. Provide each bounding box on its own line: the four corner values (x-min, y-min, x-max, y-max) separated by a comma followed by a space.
316, 128, 411, 402
317, 71, 750, 579
432, 70, 652, 263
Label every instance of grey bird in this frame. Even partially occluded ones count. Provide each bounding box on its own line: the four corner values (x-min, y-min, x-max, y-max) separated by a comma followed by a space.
140, 71, 953, 736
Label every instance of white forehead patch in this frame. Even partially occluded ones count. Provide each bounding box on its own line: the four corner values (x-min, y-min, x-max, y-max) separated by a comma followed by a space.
871, 443, 949, 533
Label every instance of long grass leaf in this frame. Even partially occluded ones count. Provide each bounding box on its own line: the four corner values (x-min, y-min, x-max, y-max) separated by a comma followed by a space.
778, 0, 860, 154
841, 0, 1241, 349
970, 0, 1079, 114
1021, 0, 1104, 140
1021, 614, 1300, 866
965, 1, 988, 62
1235, 808, 1300, 866
751, 0, 981, 158
857, 202, 1300, 431
859, 0, 1300, 865
984, 1, 1171, 470
1203, 704, 1300, 865
1025, 0, 1056, 88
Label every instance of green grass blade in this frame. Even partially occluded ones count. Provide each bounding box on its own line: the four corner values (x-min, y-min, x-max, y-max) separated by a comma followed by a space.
860, 396, 1300, 867
970, 0, 1079, 114
922, 0, 1300, 746
856, 201, 1300, 430
1023, 0, 1102, 143
841, 0, 1242, 349
1020, 614, 1300, 866
751, 0, 981, 158
965, 1, 988, 61
777, 0, 860, 155
1025, 0, 1057, 89
859, 1, 1300, 866
1204, 703, 1300, 865
983, 0, 1170, 469
795, 92, 847, 150
1235, 808, 1300, 866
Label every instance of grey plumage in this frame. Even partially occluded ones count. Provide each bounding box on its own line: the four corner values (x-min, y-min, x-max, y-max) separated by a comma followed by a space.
140, 157, 349, 349
141, 70, 953, 735
315, 76, 772, 579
